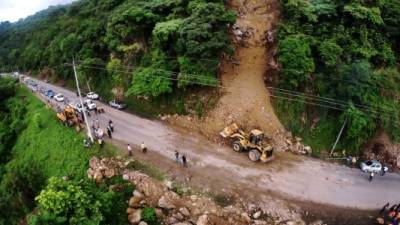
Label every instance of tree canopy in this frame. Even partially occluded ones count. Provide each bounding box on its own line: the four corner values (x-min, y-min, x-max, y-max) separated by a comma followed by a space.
278, 0, 400, 150
0, 0, 235, 98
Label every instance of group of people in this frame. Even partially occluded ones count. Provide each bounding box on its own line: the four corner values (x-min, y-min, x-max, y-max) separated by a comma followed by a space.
86, 119, 114, 148
126, 142, 147, 156
378, 203, 400, 225
125, 144, 188, 167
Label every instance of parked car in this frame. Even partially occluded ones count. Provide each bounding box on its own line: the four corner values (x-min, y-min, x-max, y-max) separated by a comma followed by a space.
46, 90, 55, 98
109, 100, 126, 109
70, 102, 87, 113
54, 93, 65, 102
360, 160, 387, 173
84, 99, 97, 110
86, 92, 99, 100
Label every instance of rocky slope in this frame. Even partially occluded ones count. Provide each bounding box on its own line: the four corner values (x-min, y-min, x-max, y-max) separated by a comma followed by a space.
87, 157, 310, 225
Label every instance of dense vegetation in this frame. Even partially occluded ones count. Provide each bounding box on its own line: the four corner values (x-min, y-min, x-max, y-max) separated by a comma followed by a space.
0, 0, 235, 113
276, 0, 400, 154
0, 79, 134, 225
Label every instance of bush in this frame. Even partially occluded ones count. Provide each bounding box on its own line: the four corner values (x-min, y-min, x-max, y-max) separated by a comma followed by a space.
141, 207, 161, 225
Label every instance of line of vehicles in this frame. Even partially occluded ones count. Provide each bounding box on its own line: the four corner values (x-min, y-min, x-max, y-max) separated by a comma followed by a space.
23, 76, 127, 111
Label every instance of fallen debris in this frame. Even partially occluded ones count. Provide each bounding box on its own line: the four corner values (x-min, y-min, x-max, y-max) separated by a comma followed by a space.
87, 157, 309, 225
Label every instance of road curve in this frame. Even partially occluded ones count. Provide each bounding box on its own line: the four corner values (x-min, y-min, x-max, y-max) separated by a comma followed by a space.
29, 77, 400, 209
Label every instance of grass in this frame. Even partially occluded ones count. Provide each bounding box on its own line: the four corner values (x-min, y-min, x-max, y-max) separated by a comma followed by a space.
125, 159, 165, 181
7, 87, 116, 179
272, 98, 350, 157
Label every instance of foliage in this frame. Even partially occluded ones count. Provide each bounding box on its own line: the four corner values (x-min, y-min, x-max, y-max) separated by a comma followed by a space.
141, 207, 161, 225
0, 0, 235, 98
29, 176, 133, 225
342, 105, 376, 151
127, 66, 172, 97
32, 177, 103, 225
106, 58, 123, 86
278, 35, 315, 89
318, 39, 342, 66
278, 0, 400, 152
0, 88, 127, 225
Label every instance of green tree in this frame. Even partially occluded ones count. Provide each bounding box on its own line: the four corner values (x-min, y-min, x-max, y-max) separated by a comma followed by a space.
31, 177, 103, 225
278, 35, 315, 88
126, 67, 172, 97
342, 105, 376, 150
106, 58, 123, 86
318, 39, 342, 66
177, 2, 236, 58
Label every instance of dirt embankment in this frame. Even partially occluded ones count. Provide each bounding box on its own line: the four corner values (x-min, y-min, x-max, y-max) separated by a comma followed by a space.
363, 130, 400, 171
171, 0, 286, 145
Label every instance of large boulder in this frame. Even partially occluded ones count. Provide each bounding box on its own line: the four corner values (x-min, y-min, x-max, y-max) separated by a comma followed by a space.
158, 195, 176, 209
129, 196, 143, 208
179, 207, 190, 217
196, 215, 208, 225
128, 209, 142, 225
89, 157, 100, 169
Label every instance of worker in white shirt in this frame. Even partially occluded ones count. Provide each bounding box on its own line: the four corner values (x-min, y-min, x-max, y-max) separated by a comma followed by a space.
141, 142, 147, 153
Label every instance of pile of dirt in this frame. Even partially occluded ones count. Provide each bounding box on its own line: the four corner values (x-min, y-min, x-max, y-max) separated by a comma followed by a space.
87, 157, 308, 225
168, 0, 286, 146
363, 130, 400, 171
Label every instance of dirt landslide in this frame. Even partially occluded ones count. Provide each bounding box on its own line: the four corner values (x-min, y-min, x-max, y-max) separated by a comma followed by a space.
363, 130, 400, 171
170, 0, 285, 145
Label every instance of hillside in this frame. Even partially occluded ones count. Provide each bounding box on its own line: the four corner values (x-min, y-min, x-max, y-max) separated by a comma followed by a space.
0, 0, 399, 156
274, 0, 400, 156
0, 0, 234, 107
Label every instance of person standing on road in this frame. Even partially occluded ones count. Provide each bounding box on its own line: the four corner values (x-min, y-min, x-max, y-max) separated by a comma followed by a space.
98, 137, 104, 148
175, 150, 180, 162
141, 142, 147, 153
108, 120, 114, 132
127, 144, 132, 156
107, 125, 112, 139
381, 165, 388, 176
182, 154, 187, 167
380, 203, 390, 215
369, 171, 375, 182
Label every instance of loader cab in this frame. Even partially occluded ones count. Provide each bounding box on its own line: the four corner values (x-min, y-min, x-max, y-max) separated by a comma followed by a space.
249, 129, 264, 145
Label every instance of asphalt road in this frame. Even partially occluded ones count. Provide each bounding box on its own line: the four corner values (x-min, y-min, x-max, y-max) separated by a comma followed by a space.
28, 77, 400, 209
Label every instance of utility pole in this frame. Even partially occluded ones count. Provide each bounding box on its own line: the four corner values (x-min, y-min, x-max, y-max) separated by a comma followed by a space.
86, 79, 91, 92
72, 59, 94, 143
330, 117, 347, 157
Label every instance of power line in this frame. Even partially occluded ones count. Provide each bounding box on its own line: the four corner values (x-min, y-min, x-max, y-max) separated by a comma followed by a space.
63, 63, 400, 125
70, 63, 222, 84
269, 94, 400, 127
64, 64, 224, 88
267, 86, 396, 114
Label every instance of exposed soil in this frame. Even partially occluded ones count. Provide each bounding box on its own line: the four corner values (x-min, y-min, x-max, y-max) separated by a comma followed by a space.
363, 129, 400, 171
171, 0, 286, 146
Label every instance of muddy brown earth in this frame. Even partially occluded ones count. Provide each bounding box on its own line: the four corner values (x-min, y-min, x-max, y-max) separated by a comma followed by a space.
172, 0, 286, 146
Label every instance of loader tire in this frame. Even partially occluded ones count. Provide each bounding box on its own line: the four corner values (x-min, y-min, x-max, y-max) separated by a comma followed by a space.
248, 149, 261, 162
232, 140, 243, 152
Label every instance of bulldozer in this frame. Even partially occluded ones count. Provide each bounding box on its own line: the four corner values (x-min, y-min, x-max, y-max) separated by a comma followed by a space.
56, 105, 81, 129
220, 123, 274, 162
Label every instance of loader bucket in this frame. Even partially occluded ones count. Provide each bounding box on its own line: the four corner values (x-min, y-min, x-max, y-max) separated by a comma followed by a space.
220, 123, 240, 138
